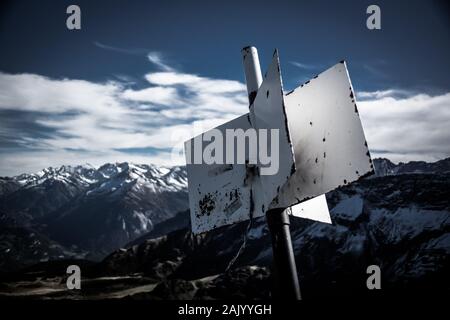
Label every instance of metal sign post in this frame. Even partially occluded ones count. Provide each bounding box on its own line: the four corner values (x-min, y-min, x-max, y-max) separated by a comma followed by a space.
241, 46, 263, 104
184, 45, 374, 300
266, 208, 301, 299
242, 46, 301, 300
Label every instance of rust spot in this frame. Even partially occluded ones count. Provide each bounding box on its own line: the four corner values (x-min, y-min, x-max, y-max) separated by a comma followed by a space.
273, 195, 279, 205
281, 100, 293, 146
249, 189, 255, 215
208, 164, 233, 177
198, 193, 216, 217
224, 197, 242, 216
249, 91, 257, 104
360, 169, 375, 179
245, 162, 259, 186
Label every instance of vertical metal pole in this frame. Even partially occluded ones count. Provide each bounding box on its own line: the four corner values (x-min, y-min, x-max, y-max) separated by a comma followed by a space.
241, 46, 301, 300
266, 208, 301, 300
241, 46, 263, 105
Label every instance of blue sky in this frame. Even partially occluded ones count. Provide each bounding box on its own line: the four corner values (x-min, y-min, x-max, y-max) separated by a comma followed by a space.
0, 0, 449, 175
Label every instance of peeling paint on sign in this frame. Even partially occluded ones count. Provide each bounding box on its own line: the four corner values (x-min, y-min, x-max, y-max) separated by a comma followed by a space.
275, 61, 374, 208
248, 50, 296, 218
185, 54, 373, 234
185, 114, 253, 234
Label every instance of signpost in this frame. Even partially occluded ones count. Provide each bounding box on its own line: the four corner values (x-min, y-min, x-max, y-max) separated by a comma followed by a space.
184, 46, 374, 299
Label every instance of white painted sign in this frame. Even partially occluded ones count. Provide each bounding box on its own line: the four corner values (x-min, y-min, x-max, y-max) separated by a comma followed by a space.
248, 50, 296, 218
185, 52, 372, 234
185, 114, 253, 234
276, 61, 374, 208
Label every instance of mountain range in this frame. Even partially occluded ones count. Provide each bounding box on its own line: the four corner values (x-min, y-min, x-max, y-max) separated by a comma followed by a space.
0, 158, 449, 299
0, 162, 188, 270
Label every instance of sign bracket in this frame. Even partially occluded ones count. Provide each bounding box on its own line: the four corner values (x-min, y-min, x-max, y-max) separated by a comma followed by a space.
241, 46, 301, 300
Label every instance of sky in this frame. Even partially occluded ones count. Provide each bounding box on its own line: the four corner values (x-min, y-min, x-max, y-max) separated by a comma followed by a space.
0, 0, 449, 175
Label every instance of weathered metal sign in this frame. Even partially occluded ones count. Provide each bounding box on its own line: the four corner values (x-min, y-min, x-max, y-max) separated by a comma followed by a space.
275, 61, 374, 208
248, 50, 296, 218
185, 52, 372, 234
184, 114, 253, 234
289, 194, 331, 223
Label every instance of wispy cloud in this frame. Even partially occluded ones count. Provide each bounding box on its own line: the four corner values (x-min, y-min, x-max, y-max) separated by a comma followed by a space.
0, 54, 449, 175
0, 57, 248, 175
93, 41, 148, 55
362, 63, 388, 79
147, 52, 175, 72
289, 61, 319, 70
358, 90, 450, 163
357, 89, 412, 100
94, 41, 175, 72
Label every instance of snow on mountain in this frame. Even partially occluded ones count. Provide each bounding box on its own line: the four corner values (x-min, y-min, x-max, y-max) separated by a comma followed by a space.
0, 162, 188, 265
372, 157, 450, 177
95, 168, 449, 298
0, 156, 449, 291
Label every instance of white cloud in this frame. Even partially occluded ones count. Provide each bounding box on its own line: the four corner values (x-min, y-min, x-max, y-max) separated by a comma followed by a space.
358, 90, 450, 163
145, 71, 200, 85
289, 61, 318, 70
0, 60, 248, 175
0, 58, 449, 176
145, 71, 246, 93
0, 72, 124, 115
122, 86, 181, 105
147, 52, 174, 72
357, 89, 410, 100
